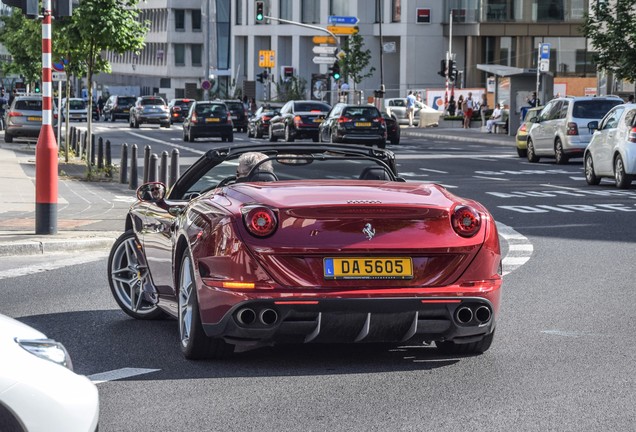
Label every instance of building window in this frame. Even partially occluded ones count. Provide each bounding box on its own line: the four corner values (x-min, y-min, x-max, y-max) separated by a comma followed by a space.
174, 44, 185, 66
191, 44, 202, 66
301, 0, 319, 24
175, 9, 185, 31
280, 0, 292, 21
236, 0, 243, 25
575, 49, 596, 75
192, 9, 202, 31
392, 0, 401, 22
330, 0, 348, 16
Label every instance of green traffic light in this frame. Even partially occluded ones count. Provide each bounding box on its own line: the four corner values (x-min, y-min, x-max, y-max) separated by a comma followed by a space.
256, 13, 263, 21
333, 72, 341, 80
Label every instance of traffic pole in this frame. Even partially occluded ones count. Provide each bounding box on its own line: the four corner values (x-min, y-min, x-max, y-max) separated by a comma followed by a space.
35, 0, 58, 235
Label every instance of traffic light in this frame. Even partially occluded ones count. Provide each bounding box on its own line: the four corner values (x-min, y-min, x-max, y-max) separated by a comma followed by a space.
256, 72, 264, 83
1, 0, 39, 18
34, 82, 40, 93
255, 1, 264, 22
438, 60, 446, 78
450, 61, 458, 82
329, 61, 341, 80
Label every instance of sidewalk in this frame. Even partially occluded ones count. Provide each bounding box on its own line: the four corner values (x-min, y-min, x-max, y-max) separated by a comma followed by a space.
0, 126, 516, 257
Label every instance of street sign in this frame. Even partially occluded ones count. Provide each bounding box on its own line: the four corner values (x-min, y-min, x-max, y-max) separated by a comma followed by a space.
337, 50, 346, 60
52, 71, 66, 81
201, 80, 212, 90
258, 50, 275, 68
312, 45, 338, 55
539, 60, 550, 72
313, 56, 337, 65
327, 26, 359, 35
328, 15, 359, 25
313, 36, 337, 44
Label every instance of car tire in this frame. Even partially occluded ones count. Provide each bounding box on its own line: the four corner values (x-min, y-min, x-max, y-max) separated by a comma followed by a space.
554, 139, 568, 165
516, 147, 527, 158
436, 330, 495, 355
526, 139, 539, 163
187, 130, 194, 142
178, 250, 233, 360
162, 122, 170, 128
107, 230, 165, 320
614, 155, 632, 189
284, 125, 294, 142
269, 125, 277, 142
256, 127, 263, 139
227, 134, 234, 142
110, 113, 115, 122
129, 117, 134, 128
182, 130, 188, 142
4, 133, 13, 143
585, 153, 601, 186
247, 127, 253, 138
377, 139, 386, 149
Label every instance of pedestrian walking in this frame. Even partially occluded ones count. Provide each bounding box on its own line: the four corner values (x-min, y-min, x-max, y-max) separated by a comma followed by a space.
479, 93, 489, 128
463, 92, 474, 129
406, 91, 417, 127
456, 95, 464, 119
0, 88, 7, 131
447, 95, 456, 116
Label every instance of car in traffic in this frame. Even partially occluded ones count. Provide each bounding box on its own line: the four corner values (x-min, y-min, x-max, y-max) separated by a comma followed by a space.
384, 97, 441, 126
269, 100, 331, 142
107, 143, 502, 360
168, 98, 194, 124
182, 100, 233, 142
584, 103, 636, 189
247, 103, 284, 138
0, 313, 99, 431
515, 106, 542, 157
102, 95, 136, 122
318, 103, 387, 148
526, 96, 623, 164
129, 95, 170, 128
4, 94, 57, 143
221, 99, 249, 132
383, 112, 400, 145
60, 97, 88, 122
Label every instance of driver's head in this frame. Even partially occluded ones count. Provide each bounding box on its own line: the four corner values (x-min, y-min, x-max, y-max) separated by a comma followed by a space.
236, 152, 273, 179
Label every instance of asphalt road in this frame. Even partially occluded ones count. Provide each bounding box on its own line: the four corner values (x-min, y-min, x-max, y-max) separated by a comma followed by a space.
2, 126, 635, 431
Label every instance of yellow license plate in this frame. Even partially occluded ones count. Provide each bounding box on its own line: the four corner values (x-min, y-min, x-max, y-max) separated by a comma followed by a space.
27, 116, 42, 121
313, 118, 323, 123
324, 257, 413, 280
123, 109, 129, 113
355, 122, 371, 127
206, 117, 221, 123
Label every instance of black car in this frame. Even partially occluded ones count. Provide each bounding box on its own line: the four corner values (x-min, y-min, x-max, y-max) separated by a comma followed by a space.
269, 100, 331, 142
102, 95, 136, 122
129, 96, 170, 128
168, 98, 194, 124
319, 103, 387, 148
247, 103, 284, 138
183, 101, 233, 142
383, 112, 400, 145
221, 100, 248, 132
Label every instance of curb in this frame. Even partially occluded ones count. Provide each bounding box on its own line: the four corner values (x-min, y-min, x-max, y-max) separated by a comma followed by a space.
0, 235, 119, 257
401, 130, 515, 146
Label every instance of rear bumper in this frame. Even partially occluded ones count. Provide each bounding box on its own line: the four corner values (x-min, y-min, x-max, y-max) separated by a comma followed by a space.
190, 124, 233, 138
137, 114, 170, 124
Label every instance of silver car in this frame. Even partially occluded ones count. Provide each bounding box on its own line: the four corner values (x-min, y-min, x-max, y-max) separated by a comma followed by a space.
4, 95, 58, 143
584, 103, 636, 189
526, 96, 622, 164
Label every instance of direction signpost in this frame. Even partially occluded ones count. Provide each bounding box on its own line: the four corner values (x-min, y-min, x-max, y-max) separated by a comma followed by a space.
312, 56, 337, 65
326, 25, 359, 35
328, 15, 359, 25
312, 45, 338, 55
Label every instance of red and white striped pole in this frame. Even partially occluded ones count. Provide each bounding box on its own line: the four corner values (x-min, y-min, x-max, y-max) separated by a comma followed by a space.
35, 0, 58, 234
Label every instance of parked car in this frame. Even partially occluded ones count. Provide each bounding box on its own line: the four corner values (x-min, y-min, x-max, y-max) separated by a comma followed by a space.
319, 103, 387, 148
584, 103, 636, 188
384, 97, 425, 126
102, 95, 136, 122
0, 313, 99, 431
107, 143, 502, 359
129, 95, 170, 128
515, 106, 542, 157
269, 100, 331, 142
168, 98, 194, 124
60, 97, 88, 122
383, 112, 400, 145
182, 100, 233, 142
221, 99, 249, 132
526, 96, 623, 164
4, 94, 57, 143
247, 103, 284, 138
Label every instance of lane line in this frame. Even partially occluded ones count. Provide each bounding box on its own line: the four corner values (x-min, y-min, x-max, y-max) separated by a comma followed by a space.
88, 367, 161, 384
497, 222, 533, 276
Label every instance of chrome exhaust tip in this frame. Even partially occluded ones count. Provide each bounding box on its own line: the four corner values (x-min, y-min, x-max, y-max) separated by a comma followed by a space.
236, 308, 256, 326
475, 306, 492, 323
259, 309, 278, 326
456, 307, 474, 325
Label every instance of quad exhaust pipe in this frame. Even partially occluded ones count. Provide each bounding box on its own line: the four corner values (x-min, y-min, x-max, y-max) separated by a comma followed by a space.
456, 307, 473, 324
455, 305, 492, 325
236, 308, 256, 325
259, 309, 278, 326
236, 307, 279, 327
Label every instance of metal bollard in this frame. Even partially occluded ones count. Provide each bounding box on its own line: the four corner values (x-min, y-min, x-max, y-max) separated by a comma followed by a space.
159, 151, 169, 185
78, 131, 84, 159
105, 139, 112, 177
148, 153, 159, 182
97, 136, 104, 169
169, 149, 180, 186
143, 145, 151, 183
91, 134, 96, 166
120, 143, 128, 184
129, 144, 138, 190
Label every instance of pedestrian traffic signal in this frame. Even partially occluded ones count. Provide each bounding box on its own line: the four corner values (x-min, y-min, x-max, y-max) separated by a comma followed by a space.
330, 61, 341, 80
255, 1, 264, 22
1, 0, 38, 18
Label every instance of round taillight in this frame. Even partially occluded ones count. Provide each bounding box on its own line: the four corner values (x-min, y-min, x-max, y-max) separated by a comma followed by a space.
451, 206, 481, 238
244, 207, 277, 237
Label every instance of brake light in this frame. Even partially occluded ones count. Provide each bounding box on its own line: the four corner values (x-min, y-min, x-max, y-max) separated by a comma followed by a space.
293, 115, 302, 126
262, 116, 271, 122
373, 117, 385, 125
227, 113, 232, 124
567, 122, 579, 135
338, 116, 353, 123
629, 127, 636, 143
8, 111, 22, 117
173, 106, 181, 112
519, 124, 527, 133
451, 206, 481, 238
191, 112, 198, 123
243, 206, 278, 237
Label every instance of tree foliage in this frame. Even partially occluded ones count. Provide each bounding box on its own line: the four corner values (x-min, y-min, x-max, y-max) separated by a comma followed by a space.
339, 34, 376, 89
582, 0, 636, 82
0, 11, 42, 84
274, 75, 307, 102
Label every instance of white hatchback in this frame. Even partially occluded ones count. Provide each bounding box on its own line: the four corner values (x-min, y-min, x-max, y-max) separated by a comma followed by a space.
61, 97, 88, 122
584, 103, 636, 189
0, 313, 99, 432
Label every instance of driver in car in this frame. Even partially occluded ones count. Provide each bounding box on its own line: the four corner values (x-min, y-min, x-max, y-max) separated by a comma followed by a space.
236, 152, 273, 180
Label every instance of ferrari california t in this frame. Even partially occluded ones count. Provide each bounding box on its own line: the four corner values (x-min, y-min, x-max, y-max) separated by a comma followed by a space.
108, 143, 502, 360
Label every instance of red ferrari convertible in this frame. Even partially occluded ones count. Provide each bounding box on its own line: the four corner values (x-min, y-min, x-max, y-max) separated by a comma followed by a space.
108, 143, 502, 359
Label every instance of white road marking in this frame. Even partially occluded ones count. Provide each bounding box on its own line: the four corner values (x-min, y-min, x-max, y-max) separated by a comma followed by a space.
419, 168, 448, 174
473, 175, 509, 181
88, 367, 161, 384
126, 131, 206, 155
0, 251, 108, 280
497, 222, 533, 276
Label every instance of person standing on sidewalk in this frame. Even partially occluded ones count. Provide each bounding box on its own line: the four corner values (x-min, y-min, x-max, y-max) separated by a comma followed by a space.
463, 92, 474, 129
406, 91, 416, 127
0, 88, 7, 131
479, 93, 489, 128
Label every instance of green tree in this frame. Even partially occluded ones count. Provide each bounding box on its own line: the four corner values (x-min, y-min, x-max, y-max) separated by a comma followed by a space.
274, 75, 307, 102
582, 0, 636, 82
0, 11, 41, 85
339, 33, 376, 89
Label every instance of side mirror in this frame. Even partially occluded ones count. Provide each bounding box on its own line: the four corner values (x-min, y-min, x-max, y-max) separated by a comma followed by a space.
587, 120, 599, 131
137, 182, 166, 202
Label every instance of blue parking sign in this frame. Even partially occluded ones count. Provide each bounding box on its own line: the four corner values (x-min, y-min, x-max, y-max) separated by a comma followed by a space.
540, 43, 551, 60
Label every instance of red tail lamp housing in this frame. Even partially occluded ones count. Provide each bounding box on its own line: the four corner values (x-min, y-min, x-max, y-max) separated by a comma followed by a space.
451, 205, 481, 237
243, 206, 278, 237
